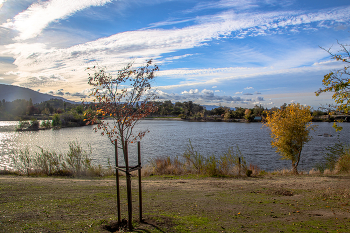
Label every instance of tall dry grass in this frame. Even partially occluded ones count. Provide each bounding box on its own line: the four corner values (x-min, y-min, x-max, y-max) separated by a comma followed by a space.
11, 142, 107, 177
146, 140, 250, 177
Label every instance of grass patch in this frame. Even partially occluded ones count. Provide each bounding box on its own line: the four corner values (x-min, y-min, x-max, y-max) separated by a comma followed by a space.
1, 174, 350, 232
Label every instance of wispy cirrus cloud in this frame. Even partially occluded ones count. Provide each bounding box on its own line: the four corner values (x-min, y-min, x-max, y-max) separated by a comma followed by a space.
1, 0, 113, 41
186, 0, 260, 13
2, 2, 349, 99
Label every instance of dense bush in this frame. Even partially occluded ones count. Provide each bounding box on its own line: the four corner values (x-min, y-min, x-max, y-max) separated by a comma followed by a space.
16, 119, 40, 131
40, 120, 51, 129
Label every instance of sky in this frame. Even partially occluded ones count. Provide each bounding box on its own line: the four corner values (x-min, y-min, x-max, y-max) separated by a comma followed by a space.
0, 0, 349, 109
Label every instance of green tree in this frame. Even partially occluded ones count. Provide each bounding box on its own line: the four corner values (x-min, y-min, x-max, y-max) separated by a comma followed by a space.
52, 114, 61, 127
224, 109, 232, 120
42, 108, 50, 115
244, 109, 254, 122
232, 107, 245, 119
264, 103, 315, 174
75, 105, 84, 114
253, 104, 264, 116
210, 106, 227, 116
316, 40, 349, 130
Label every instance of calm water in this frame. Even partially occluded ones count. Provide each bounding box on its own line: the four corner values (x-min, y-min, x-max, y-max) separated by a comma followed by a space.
0, 120, 349, 171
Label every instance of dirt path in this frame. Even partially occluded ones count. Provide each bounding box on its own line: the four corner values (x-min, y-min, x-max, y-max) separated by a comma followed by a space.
1, 175, 350, 232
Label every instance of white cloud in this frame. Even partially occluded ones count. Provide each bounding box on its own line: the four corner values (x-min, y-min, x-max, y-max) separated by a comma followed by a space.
156, 60, 344, 90
2, 2, 349, 100
2, 0, 113, 41
0, 0, 7, 9
148, 18, 195, 28
201, 89, 214, 97
158, 88, 263, 106
189, 0, 260, 13
5, 3, 350, 62
181, 89, 199, 94
244, 87, 254, 90
163, 54, 194, 62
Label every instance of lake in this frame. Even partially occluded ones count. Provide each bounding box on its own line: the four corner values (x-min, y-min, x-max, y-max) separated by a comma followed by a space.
0, 120, 349, 172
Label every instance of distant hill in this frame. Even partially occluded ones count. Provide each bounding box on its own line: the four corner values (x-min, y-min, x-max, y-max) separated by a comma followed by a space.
0, 84, 78, 104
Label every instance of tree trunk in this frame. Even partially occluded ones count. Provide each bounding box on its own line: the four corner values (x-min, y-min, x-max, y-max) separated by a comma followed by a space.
292, 163, 298, 175
124, 141, 133, 231
114, 141, 121, 224
292, 149, 302, 175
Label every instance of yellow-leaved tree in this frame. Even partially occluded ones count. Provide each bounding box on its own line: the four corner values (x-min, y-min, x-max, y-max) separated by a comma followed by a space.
264, 103, 316, 174
316, 40, 349, 131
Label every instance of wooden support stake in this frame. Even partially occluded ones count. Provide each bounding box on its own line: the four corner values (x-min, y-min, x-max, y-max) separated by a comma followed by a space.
239, 157, 241, 175
114, 140, 121, 224
125, 141, 133, 231
138, 141, 142, 222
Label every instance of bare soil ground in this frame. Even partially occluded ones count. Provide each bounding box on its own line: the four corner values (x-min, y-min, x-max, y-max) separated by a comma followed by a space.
1, 174, 350, 232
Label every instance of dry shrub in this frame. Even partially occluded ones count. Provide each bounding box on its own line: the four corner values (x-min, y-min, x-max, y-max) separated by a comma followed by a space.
335, 149, 350, 173
323, 169, 335, 175
308, 168, 321, 175
150, 156, 184, 175
273, 189, 293, 196
141, 165, 154, 176
248, 164, 260, 176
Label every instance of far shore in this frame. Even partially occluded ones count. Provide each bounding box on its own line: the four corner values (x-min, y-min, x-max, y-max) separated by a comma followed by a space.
2, 116, 349, 123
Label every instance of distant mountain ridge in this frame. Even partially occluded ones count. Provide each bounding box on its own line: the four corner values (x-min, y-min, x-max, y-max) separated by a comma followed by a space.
0, 84, 78, 104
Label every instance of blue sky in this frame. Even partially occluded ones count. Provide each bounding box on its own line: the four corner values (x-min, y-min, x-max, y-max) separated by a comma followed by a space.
0, 0, 349, 109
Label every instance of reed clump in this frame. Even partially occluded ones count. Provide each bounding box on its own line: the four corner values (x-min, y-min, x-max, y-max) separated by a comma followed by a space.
146, 140, 251, 177
11, 141, 108, 177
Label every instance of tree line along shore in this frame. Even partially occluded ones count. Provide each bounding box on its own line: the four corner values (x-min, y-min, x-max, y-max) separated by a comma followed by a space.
1, 98, 348, 127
